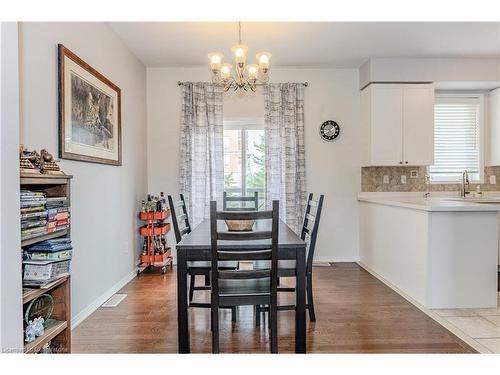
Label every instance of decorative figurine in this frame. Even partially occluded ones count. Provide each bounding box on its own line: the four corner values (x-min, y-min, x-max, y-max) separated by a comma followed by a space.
32, 317, 45, 337
19, 144, 41, 174
38, 149, 65, 175
25, 322, 36, 343
24, 317, 45, 343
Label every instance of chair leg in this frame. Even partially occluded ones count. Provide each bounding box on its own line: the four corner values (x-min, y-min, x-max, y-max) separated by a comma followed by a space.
268, 305, 271, 329
277, 277, 280, 286
205, 273, 210, 286
270, 303, 278, 353
255, 305, 261, 327
231, 306, 237, 323
307, 273, 316, 322
212, 304, 219, 353
189, 274, 195, 302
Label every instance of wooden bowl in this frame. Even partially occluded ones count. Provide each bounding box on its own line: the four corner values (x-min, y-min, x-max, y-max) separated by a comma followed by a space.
225, 219, 255, 231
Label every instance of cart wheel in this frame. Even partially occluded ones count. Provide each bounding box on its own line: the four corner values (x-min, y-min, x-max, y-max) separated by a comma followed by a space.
137, 269, 140, 277
161, 267, 166, 274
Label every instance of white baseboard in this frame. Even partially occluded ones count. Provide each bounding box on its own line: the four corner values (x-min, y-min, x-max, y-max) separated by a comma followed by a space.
313, 256, 359, 264
71, 270, 136, 330
357, 261, 490, 354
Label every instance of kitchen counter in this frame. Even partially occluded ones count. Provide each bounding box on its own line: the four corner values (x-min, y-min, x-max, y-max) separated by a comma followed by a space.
358, 192, 499, 309
358, 192, 500, 212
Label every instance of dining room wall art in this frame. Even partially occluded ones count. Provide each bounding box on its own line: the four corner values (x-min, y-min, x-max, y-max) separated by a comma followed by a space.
58, 44, 122, 165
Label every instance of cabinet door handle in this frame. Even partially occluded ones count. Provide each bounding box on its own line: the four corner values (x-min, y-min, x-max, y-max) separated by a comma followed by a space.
405, 161, 408, 164
399, 161, 403, 164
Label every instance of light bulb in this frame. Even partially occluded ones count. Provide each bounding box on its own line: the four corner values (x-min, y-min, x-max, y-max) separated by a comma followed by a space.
231, 44, 248, 64
207, 52, 224, 71
246, 64, 259, 80
220, 64, 233, 80
256, 52, 272, 69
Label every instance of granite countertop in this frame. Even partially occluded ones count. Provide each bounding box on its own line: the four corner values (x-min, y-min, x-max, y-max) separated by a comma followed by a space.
358, 192, 500, 212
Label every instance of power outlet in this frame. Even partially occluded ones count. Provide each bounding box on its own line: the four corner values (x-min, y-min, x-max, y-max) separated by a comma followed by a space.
490, 175, 497, 185
401, 175, 407, 184
383, 175, 390, 184
410, 170, 418, 178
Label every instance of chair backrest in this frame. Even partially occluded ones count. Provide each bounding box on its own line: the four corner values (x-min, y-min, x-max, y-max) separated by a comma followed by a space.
210, 200, 279, 297
223, 191, 259, 211
168, 194, 192, 244
301, 194, 324, 272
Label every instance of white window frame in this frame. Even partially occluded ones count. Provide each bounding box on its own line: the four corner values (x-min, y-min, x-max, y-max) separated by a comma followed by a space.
223, 118, 265, 196
429, 92, 485, 184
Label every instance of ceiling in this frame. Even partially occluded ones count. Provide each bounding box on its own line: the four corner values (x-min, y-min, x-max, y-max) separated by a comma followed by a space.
109, 22, 500, 68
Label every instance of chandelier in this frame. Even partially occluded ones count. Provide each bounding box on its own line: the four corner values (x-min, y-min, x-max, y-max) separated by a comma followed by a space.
207, 22, 272, 92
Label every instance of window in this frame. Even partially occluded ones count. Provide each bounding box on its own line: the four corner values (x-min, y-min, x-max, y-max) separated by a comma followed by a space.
223, 119, 265, 208
429, 95, 483, 183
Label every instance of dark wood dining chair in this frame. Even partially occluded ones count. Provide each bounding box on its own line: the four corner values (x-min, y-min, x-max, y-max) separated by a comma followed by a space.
168, 194, 239, 308
223, 191, 259, 211
210, 200, 279, 353
255, 193, 324, 323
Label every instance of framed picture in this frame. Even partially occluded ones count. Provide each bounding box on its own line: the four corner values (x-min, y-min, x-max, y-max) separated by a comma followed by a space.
58, 44, 122, 166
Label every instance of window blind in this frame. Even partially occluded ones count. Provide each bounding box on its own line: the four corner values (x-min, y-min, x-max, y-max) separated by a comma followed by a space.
429, 97, 481, 182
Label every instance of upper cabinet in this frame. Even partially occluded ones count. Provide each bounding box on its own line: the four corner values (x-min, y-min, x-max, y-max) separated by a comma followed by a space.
487, 88, 500, 166
361, 83, 435, 166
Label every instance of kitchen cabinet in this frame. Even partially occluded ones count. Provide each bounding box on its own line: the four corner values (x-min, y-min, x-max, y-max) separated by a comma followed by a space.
487, 87, 500, 166
361, 83, 434, 166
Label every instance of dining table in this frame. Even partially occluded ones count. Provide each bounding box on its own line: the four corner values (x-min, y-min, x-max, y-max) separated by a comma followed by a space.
176, 218, 307, 353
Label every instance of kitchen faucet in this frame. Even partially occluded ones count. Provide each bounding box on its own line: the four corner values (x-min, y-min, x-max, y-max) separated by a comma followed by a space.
461, 170, 470, 198
424, 174, 431, 199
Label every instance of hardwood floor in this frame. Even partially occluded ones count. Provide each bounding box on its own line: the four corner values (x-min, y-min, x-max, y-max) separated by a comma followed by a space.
72, 263, 476, 353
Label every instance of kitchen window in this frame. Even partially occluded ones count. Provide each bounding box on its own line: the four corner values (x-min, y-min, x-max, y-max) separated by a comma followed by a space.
223, 119, 266, 208
429, 95, 484, 183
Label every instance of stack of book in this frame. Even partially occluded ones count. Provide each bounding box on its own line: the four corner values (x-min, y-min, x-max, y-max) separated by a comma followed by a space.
20, 190, 48, 240
23, 238, 72, 288
46, 197, 70, 234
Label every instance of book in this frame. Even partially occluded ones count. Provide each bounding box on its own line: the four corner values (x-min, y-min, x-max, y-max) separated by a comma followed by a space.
20, 206, 46, 213
48, 212, 70, 221
47, 225, 69, 234
21, 219, 48, 229
23, 275, 68, 289
21, 226, 48, 236
20, 201, 47, 208
21, 230, 48, 240
25, 250, 72, 261
21, 210, 48, 220
48, 219, 69, 229
28, 238, 71, 252
23, 259, 71, 281
47, 207, 70, 215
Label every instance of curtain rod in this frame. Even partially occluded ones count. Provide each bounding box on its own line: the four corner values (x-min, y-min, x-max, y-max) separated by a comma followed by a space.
177, 81, 309, 87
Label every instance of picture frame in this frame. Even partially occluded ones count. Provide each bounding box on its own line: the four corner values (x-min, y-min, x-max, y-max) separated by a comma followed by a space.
58, 44, 122, 166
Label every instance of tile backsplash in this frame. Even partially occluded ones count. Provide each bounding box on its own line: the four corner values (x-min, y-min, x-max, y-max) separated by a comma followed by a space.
361, 166, 500, 192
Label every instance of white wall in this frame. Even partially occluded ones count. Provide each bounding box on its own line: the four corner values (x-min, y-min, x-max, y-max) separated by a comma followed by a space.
147, 67, 361, 262
0, 22, 23, 352
18, 22, 148, 323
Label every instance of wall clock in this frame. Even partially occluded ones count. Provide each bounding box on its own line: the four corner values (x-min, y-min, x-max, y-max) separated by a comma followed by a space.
319, 120, 340, 141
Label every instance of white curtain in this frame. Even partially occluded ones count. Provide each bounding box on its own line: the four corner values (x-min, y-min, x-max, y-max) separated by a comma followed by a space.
264, 83, 307, 233
179, 82, 224, 227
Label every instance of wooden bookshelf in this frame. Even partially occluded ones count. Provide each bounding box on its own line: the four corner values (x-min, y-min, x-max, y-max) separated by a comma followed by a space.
24, 320, 68, 353
21, 173, 72, 354
21, 228, 69, 247
23, 275, 69, 304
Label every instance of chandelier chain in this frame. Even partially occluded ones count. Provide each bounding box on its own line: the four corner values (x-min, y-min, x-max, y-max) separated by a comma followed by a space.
238, 21, 242, 44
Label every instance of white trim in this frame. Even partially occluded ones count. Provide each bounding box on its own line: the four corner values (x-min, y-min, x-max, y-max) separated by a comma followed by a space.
313, 255, 359, 264
71, 270, 135, 330
358, 261, 491, 354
